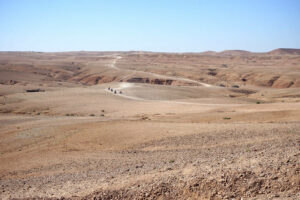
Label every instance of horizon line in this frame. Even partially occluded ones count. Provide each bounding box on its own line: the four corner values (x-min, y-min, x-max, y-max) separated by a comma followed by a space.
0, 48, 300, 54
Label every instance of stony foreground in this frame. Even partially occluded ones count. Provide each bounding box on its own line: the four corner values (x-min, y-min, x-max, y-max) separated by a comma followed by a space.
1, 122, 299, 199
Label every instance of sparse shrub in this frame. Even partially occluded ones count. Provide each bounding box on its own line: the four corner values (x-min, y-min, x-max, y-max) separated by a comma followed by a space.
246, 144, 251, 152
169, 160, 175, 163
90, 114, 95, 117
256, 101, 261, 104
246, 147, 251, 152
208, 71, 217, 76
100, 114, 105, 117
223, 117, 231, 120
101, 110, 105, 112
66, 113, 75, 116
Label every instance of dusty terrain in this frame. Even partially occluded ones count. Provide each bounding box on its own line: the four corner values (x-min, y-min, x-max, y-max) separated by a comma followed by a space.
0, 49, 299, 199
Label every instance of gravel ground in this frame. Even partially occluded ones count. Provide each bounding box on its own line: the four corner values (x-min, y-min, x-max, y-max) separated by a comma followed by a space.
1, 122, 299, 199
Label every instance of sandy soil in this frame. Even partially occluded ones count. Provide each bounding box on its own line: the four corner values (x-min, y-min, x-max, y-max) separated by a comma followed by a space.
0, 50, 299, 199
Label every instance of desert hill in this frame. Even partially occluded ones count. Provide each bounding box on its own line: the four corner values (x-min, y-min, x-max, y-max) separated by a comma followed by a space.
0, 49, 299, 92
269, 48, 300, 55
0, 49, 299, 199
219, 50, 252, 56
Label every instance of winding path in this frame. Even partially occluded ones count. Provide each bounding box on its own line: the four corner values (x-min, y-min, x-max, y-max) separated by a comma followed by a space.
107, 55, 213, 87
103, 56, 229, 104
105, 82, 237, 106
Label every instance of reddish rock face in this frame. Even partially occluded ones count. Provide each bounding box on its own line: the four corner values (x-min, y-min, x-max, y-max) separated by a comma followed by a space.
127, 77, 150, 84
126, 77, 198, 86
150, 79, 173, 85
272, 80, 295, 88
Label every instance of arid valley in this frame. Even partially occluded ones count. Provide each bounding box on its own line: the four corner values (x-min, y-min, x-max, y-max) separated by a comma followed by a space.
0, 49, 299, 199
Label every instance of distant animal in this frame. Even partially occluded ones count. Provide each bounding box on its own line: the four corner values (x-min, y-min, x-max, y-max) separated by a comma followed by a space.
114, 90, 117, 94
119, 91, 122, 94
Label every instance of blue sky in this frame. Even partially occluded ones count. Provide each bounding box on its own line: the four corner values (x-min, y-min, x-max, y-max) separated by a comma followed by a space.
0, 0, 299, 52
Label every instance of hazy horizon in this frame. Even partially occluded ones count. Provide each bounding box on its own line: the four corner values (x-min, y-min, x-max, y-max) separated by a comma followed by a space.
0, 47, 299, 54
1, 0, 300, 52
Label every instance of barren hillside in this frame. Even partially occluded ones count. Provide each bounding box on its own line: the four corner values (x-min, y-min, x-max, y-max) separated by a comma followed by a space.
0, 50, 299, 199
